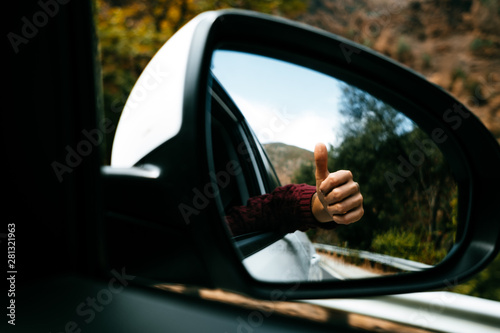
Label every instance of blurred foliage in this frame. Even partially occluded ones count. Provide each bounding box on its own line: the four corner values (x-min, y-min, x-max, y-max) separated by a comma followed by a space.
371, 228, 447, 264
292, 161, 315, 186
396, 36, 412, 62
95, 0, 309, 161
451, 253, 500, 302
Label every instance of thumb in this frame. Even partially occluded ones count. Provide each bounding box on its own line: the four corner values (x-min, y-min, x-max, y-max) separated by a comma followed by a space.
314, 143, 330, 187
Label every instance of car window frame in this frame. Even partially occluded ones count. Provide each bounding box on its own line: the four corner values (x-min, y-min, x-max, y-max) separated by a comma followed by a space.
209, 74, 290, 258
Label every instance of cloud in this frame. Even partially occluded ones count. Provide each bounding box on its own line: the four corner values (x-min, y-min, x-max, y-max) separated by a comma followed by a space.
231, 94, 339, 151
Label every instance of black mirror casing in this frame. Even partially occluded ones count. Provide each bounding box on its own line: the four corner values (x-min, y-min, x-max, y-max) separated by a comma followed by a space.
105, 9, 500, 300
101, 12, 246, 288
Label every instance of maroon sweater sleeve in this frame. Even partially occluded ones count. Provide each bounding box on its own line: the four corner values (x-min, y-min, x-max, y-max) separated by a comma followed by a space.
226, 183, 337, 236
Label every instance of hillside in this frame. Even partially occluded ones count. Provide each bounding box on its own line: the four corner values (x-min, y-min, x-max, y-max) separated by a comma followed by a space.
297, 0, 499, 141
263, 142, 314, 184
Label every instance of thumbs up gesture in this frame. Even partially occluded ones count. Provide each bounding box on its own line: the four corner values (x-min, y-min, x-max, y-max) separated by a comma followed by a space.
312, 143, 364, 224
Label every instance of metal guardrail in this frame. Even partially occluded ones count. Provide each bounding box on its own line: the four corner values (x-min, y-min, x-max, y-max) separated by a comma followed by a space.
314, 243, 433, 272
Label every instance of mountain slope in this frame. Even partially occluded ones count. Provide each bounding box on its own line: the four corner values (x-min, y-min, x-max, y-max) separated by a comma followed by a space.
263, 142, 314, 185
297, 0, 499, 141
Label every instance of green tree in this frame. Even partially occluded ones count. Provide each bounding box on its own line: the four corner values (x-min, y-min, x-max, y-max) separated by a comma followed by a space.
292, 161, 315, 186
336, 85, 455, 259
296, 84, 456, 263
451, 253, 500, 302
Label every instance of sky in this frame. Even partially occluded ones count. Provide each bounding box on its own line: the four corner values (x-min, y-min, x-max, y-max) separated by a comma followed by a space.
211, 50, 346, 151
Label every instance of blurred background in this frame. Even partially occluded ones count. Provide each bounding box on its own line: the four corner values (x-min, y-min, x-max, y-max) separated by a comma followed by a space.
94, 0, 499, 301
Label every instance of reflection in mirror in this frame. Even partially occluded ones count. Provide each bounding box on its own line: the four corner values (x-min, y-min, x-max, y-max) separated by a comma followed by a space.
209, 50, 457, 282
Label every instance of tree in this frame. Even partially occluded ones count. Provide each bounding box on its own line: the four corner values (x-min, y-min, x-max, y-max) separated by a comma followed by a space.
295, 84, 456, 263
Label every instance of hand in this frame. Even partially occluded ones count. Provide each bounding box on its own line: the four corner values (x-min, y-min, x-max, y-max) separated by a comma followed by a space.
312, 143, 364, 224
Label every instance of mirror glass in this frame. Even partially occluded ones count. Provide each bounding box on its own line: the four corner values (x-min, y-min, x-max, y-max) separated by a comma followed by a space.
209, 49, 458, 282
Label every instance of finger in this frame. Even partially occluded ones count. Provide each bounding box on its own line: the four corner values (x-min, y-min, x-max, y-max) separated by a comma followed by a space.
314, 143, 329, 186
328, 192, 363, 216
314, 143, 331, 214
319, 170, 353, 194
332, 205, 364, 225
324, 180, 360, 205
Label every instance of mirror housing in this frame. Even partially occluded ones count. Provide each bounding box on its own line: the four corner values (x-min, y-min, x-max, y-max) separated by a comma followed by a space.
105, 9, 500, 300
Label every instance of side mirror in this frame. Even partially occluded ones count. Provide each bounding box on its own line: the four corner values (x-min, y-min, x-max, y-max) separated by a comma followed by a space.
103, 9, 500, 300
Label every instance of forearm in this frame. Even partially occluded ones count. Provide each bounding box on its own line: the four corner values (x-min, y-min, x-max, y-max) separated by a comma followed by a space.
226, 184, 337, 236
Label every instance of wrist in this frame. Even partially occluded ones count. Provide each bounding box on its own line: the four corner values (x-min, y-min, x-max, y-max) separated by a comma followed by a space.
312, 192, 334, 223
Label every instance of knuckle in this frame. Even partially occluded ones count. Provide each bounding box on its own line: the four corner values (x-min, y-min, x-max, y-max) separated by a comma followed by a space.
353, 181, 360, 191
323, 176, 337, 191
356, 194, 363, 205
333, 203, 344, 213
327, 174, 337, 184
333, 215, 345, 224
331, 188, 341, 201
